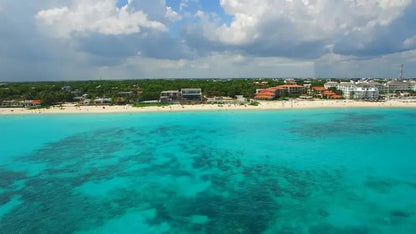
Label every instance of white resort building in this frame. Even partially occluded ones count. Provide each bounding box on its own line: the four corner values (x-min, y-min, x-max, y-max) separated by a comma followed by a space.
325, 81, 380, 100
353, 87, 379, 100
324, 81, 338, 89
336, 82, 357, 99
386, 81, 413, 92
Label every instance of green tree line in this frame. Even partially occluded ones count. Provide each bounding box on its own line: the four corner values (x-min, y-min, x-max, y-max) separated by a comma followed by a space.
0, 78, 319, 106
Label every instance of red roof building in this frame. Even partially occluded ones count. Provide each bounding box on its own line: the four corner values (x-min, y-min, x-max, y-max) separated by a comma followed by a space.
30, 100, 41, 105
312, 86, 326, 92
255, 85, 304, 99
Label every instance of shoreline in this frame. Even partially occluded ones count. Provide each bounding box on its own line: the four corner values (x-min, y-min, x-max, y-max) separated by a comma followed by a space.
1, 100, 416, 115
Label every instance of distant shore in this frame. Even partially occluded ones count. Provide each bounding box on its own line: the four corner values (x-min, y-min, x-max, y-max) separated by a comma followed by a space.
1, 100, 416, 115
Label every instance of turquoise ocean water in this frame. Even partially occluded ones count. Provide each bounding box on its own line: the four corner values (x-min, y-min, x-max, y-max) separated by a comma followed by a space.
0, 108, 416, 233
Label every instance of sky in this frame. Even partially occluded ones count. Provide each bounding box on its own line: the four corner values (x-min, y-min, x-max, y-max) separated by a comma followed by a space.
1, 0, 416, 81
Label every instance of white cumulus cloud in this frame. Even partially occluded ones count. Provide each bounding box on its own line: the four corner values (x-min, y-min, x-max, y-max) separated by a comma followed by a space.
208, 0, 412, 45
179, 0, 198, 11
165, 6, 182, 21
36, 0, 167, 38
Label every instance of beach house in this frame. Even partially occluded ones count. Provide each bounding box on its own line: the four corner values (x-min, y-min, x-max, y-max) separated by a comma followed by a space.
160, 90, 180, 103
1, 100, 19, 107
28, 100, 42, 107
206, 96, 234, 104
181, 88, 202, 104
16, 100, 42, 108
93, 98, 112, 105
235, 95, 246, 104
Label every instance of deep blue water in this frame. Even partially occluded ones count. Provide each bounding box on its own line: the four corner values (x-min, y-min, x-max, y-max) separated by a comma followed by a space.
1, 109, 416, 233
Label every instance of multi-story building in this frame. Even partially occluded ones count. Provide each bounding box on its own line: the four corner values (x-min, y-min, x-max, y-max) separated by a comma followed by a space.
386, 81, 412, 92
328, 81, 380, 100
368, 81, 386, 93
181, 88, 202, 104
284, 84, 304, 94
337, 82, 356, 99
411, 81, 416, 92
1, 100, 19, 107
255, 85, 304, 99
255, 87, 279, 99
160, 90, 180, 103
324, 81, 338, 89
353, 87, 379, 100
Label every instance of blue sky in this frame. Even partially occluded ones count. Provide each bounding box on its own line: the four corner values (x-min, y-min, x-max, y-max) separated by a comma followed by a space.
1, 0, 416, 81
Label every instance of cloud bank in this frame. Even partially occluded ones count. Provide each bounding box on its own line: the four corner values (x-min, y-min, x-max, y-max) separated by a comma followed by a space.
35, 0, 168, 37
1, 0, 416, 81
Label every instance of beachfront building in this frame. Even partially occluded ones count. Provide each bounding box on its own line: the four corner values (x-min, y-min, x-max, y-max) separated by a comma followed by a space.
353, 87, 379, 100
20, 100, 41, 107
138, 100, 160, 105
284, 84, 304, 94
18, 100, 31, 107
303, 84, 313, 96
28, 100, 41, 107
411, 81, 416, 91
16, 100, 42, 108
79, 99, 91, 105
324, 81, 338, 89
1, 100, 19, 107
160, 90, 180, 104
255, 87, 279, 100
181, 88, 202, 104
205, 95, 247, 104
323, 81, 380, 100
206, 96, 234, 104
236, 95, 246, 104
386, 81, 413, 92
337, 82, 356, 99
312, 86, 326, 98
312, 86, 342, 99
94, 98, 112, 105
323, 90, 343, 99
255, 85, 304, 100
368, 81, 386, 93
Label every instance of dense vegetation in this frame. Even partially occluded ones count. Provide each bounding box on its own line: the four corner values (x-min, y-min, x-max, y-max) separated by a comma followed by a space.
0, 78, 313, 106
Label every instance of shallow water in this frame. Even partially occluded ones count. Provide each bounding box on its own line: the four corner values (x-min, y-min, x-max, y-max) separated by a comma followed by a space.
1, 109, 416, 233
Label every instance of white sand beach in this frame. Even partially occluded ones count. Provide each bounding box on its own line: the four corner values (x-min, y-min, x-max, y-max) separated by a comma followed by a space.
1, 100, 416, 115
